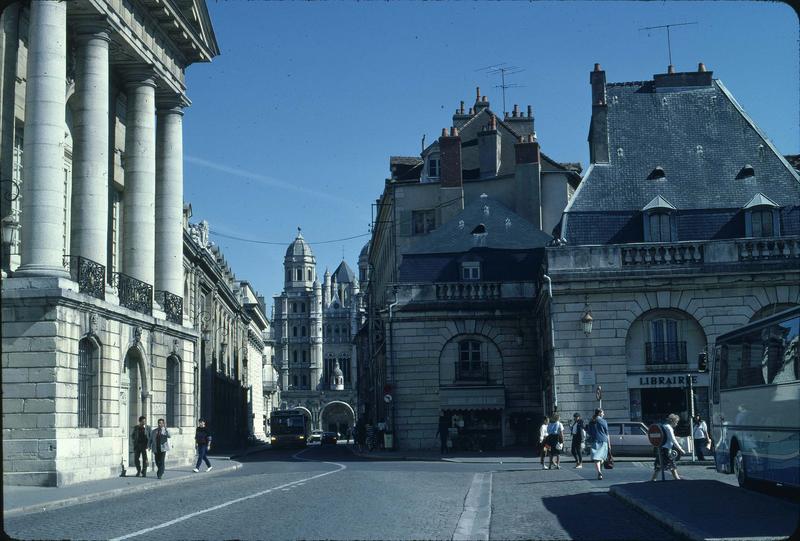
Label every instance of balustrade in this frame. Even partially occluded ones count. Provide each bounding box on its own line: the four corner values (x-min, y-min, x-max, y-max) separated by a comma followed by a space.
621, 242, 704, 266
435, 282, 502, 301
738, 237, 800, 261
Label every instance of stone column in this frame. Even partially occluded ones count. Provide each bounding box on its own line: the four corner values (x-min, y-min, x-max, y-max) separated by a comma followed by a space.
0, 3, 20, 274
155, 98, 184, 297
71, 21, 110, 267
17, 0, 68, 277
122, 69, 156, 285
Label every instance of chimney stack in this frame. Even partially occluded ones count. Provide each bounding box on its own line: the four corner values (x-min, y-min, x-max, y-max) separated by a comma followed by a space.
474, 87, 490, 113
527, 105, 532, 118
460, 100, 465, 113
667, 64, 675, 74
478, 114, 501, 179
513, 104, 519, 118
698, 62, 706, 72
589, 63, 609, 164
438, 127, 463, 189
513, 135, 542, 228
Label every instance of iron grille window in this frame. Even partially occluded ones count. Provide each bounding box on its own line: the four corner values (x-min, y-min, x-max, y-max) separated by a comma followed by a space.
78, 339, 97, 428
166, 356, 179, 427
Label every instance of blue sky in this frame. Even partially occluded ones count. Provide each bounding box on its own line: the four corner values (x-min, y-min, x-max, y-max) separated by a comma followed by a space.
183, 1, 799, 311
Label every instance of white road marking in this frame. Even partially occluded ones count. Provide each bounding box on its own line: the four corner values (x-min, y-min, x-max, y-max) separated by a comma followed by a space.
109, 448, 345, 541
452, 472, 492, 541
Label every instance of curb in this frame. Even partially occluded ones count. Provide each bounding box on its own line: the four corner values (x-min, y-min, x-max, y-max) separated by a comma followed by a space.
4, 462, 243, 518
609, 484, 698, 541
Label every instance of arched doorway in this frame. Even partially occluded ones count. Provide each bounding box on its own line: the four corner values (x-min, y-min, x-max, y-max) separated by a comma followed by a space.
122, 346, 149, 468
320, 401, 355, 438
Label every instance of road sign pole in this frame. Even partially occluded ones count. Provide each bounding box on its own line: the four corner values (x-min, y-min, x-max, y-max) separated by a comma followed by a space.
687, 373, 696, 463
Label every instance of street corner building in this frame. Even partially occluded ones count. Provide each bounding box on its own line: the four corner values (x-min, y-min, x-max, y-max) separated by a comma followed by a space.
544, 63, 800, 438
271, 230, 363, 433
362, 89, 581, 450
0, 0, 219, 485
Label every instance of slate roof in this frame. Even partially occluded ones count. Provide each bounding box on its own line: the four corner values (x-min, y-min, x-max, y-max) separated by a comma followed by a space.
285, 231, 313, 258
565, 79, 800, 215
333, 261, 356, 283
405, 197, 551, 255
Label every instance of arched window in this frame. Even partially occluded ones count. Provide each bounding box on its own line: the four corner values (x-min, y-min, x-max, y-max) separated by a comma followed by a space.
302, 350, 307, 362
307, 269, 312, 281
293, 350, 298, 363
286, 270, 291, 281
292, 302, 297, 313
293, 326, 298, 337
301, 326, 306, 337
78, 338, 99, 428
457, 340, 483, 380
296, 269, 302, 281
166, 355, 179, 427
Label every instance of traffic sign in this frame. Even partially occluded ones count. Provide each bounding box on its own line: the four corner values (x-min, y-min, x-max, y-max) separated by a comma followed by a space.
596, 386, 603, 401
383, 394, 393, 404
648, 423, 665, 447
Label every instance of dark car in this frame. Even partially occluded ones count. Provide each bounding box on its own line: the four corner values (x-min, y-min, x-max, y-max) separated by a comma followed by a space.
321, 431, 339, 445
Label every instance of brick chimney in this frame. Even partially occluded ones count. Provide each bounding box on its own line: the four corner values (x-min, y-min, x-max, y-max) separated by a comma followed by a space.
654, 62, 713, 90
453, 99, 471, 129
513, 135, 542, 229
478, 114, 501, 179
439, 127, 463, 188
474, 86, 490, 114
588, 63, 610, 164
505, 103, 535, 137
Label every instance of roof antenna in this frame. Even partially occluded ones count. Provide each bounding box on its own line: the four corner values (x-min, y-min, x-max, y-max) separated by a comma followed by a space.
638, 21, 698, 68
475, 63, 525, 116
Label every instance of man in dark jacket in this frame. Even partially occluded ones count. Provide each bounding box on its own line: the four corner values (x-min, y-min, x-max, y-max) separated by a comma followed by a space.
435, 412, 450, 454
570, 413, 586, 468
193, 419, 213, 473
131, 416, 151, 477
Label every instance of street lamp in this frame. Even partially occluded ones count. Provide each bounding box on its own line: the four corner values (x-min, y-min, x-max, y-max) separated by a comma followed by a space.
1, 179, 20, 275
581, 304, 594, 336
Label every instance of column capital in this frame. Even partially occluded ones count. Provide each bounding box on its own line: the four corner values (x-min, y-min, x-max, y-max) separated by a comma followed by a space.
156, 93, 189, 114
72, 16, 111, 42
122, 65, 157, 89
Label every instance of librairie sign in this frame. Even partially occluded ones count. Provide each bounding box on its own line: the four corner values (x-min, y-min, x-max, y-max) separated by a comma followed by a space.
628, 372, 710, 389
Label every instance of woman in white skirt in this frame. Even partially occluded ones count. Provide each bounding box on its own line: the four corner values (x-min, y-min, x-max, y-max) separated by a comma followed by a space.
587, 408, 610, 480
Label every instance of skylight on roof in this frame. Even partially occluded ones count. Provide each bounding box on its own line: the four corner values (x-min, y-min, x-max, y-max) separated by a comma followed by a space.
648, 166, 666, 180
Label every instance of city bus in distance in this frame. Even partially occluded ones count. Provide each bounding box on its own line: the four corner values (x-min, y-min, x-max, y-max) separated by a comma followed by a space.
269, 409, 309, 448
710, 306, 799, 489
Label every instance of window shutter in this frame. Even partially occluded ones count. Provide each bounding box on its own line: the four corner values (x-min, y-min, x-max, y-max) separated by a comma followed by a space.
744, 211, 753, 237
771, 210, 780, 237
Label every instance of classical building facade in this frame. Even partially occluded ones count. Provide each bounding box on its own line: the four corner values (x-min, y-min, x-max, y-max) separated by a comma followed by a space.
542, 64, 800, 439
362, 88, 580, 437
183, 215, 276, 448
272, 230, 361, 433
386, 196, 550, 450
0, 0, 218, 486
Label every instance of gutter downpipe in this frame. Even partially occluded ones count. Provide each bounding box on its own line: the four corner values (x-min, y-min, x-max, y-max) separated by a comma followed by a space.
543, 274, 557, 412
387, 289, 400, 443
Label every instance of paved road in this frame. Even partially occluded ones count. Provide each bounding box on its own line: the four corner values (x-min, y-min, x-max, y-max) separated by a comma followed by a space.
5, 445, 731, 540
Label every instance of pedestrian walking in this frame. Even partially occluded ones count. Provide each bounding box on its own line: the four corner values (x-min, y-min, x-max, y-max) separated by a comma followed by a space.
570, 412, 586, 468
148, 418, 171, 480
193, 419, 213, 473
435, 411, 450, 454
546, 413, 565, 469
692, 414, 710, 460
356, 419, 367, 452
651, 413, 687, 481
587, 408, 610, 480
538, 416, 550, 469
131, 416, 151, 477
366, 423, 376, 452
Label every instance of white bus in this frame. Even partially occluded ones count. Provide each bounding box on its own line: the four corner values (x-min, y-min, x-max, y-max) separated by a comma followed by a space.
710, 306, 799, 488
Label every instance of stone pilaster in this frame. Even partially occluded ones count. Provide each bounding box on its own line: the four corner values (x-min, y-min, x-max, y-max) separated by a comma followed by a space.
122, 69, 157, 285
71, 21, 110, 267
155, 98, 185, 297
17, 0, 68, 277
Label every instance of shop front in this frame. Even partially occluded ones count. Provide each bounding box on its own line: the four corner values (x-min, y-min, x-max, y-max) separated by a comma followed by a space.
439, 386, 505, 451
628, 372, 709, 436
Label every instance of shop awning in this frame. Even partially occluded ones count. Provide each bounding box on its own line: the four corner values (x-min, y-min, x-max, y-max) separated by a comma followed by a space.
439, 386, 505, 410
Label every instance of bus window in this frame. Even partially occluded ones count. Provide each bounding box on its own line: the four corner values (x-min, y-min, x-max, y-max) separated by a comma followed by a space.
712, 345, 721, 404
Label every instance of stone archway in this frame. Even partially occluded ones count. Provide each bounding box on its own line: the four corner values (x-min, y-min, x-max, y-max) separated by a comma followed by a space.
320, 400, 355, 438
122, 345, 150, 469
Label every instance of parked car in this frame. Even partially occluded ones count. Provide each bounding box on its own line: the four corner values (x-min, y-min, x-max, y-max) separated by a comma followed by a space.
583, 421, 654, 456
308, 430, 323, 443
321, 431, 339, 445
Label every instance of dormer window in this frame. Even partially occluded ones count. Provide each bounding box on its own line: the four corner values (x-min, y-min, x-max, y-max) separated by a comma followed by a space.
428, 154, 440, 179
648, 166, 666, 180
744, 193, 779, 238
642, 195, 676, 242
461, 262, 481, 281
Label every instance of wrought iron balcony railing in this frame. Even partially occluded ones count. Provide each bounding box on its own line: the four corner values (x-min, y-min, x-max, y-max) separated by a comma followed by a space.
64, 255, 106, 300
645, 341, 687, 365
455, 361, 489, 382
114, 272, 153, 316
158, 290, 183, 325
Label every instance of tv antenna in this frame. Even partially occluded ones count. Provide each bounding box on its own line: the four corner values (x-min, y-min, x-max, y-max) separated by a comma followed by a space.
476, 63, 525, 115
639, 21, 698, 67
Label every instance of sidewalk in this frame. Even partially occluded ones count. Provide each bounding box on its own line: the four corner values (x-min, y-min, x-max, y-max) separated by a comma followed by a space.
610, 480, 800, 541
3, 455, 243, 518
349, 446, 715, 465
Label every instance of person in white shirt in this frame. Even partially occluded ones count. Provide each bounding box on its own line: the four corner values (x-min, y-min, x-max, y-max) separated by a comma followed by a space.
538, 416, 550, 469
545, 413, 565, 470
651, 413, 687, 481
692, 414, 710, 460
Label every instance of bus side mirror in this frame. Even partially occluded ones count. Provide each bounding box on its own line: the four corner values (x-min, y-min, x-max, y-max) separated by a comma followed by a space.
698, 352, 708, 372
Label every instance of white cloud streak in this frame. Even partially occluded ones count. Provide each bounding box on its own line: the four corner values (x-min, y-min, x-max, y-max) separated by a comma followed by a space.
185, 155, 353, 205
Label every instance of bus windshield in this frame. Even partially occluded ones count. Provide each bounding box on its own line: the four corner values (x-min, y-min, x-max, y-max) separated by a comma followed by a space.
271, 414, 306, 435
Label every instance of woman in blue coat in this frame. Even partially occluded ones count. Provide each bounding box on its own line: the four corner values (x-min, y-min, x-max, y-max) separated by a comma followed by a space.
587, 408, 610, 480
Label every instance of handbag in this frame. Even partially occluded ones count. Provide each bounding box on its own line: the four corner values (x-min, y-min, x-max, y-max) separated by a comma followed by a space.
603, 450, 614, 469
555, 442, 564, 451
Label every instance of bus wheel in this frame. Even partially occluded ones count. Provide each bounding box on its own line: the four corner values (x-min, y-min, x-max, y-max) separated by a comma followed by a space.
733, 448, 750, 488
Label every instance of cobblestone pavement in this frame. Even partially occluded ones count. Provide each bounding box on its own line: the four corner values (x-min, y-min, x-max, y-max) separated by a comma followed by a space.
2, 444, 762, 541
